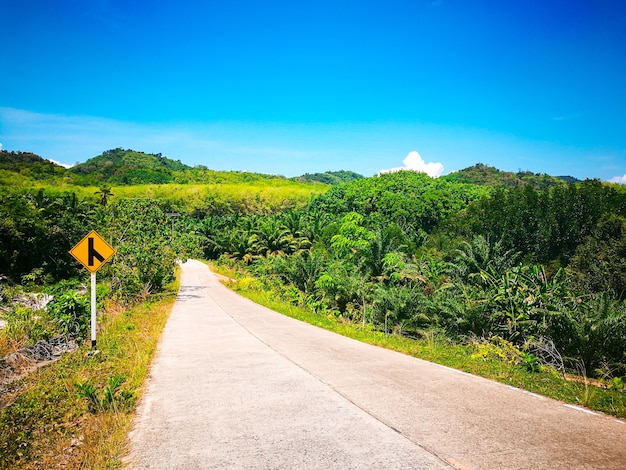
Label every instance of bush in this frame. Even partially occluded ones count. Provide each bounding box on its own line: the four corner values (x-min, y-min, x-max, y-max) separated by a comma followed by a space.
46, 291, 90, 337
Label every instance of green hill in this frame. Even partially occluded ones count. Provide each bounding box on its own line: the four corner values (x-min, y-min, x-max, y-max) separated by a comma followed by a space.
441, 163, 580, 189
68, 148, 304, 186
69, 148, 190, 185
0, 150, 82, 186
1, 148, 585, 190
292, 170, 364, 185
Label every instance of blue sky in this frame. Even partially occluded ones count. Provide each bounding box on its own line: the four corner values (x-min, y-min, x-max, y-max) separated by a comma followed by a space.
1, 0, 625, 182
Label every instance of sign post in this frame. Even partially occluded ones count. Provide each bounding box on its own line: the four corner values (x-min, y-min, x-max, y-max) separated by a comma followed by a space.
166, 212, 181, 241
69, 230, 116, 348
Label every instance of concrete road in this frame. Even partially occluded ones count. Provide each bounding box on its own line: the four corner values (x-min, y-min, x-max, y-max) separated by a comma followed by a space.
125, 260, 626, 469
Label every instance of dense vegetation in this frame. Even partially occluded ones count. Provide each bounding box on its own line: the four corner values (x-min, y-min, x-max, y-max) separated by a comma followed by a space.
201, 171, 626, 381
1, 148, 313, 187
292, 170, 364, 185
1, 148, 625, 385
440, 163, 580, 189
0, 149, 326, 366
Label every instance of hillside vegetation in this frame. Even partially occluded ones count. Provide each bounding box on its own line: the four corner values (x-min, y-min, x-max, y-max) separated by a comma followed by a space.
1, 148, 308, 187
292, 170, 364, 185
1, 146, 626, 467
441, 163, 579, 189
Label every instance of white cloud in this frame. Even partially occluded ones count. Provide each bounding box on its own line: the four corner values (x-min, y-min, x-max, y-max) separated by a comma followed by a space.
379, 151, 444, 178
608, 174, 626, 184
48, 159, 74, 168
0, 142, 3, 150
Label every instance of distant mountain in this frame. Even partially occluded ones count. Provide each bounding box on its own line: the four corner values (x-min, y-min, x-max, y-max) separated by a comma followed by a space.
0, 149, 79, 185
1, 150, 54, 167
293, 170, 364, 185
69, 148, 191, 185
0, 149, 585, 190
0, 148, 294, 187
441, 163, 580, 189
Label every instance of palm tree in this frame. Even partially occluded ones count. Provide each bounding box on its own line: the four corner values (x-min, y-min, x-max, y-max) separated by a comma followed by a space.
366, 225, 407, 279
251, 218, 293, 257
95, 185, 114, 207
195, 216, 226, 259
453, 235, 518, 280
62, 192, 94, 222
224, 230, 256, 264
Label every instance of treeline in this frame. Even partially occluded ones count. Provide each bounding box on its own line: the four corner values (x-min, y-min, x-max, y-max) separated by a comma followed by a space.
192, 171, 626, 379
0, 188, 198, 301
292, 170, 364, 185
2, 149, 576, 190
441, 163, 579, 189
0, 175, 319, 296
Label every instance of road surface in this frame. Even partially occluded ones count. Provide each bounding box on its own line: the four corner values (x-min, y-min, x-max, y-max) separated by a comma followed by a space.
125, 260, 625, 469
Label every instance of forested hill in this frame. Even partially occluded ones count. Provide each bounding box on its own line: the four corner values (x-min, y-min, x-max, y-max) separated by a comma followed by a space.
292, 170, 364, 185
0, 148, 298, 186
441, 163, 579, 189
69, 148, 189, 185
0, 148, 587, 189
0, 150, 74, 182
71, 147, 190, 174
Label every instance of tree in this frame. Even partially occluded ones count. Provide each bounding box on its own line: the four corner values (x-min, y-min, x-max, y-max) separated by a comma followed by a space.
567, 214, 626, 299
95, 185, 114, 207
330, 212, 375, 266
102, 199, 180, 301
251, 218, 294, 257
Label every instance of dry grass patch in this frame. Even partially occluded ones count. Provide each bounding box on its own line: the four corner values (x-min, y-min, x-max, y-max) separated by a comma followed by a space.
0, 277, 178, 470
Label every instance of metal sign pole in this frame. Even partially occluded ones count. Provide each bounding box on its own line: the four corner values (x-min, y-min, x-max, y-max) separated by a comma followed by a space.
69, 230, 116, 352
91, 271, 97, 348
166, 212, 181, 241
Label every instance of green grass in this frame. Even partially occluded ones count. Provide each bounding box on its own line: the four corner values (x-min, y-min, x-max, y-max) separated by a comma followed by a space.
213, 264, 626, 419
0, 277, 178, 469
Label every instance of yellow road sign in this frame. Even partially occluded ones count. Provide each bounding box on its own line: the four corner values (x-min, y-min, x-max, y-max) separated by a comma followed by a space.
69, 230, 116, 273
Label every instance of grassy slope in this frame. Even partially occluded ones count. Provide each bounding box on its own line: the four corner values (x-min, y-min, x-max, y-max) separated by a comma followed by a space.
0, 278, 178, 470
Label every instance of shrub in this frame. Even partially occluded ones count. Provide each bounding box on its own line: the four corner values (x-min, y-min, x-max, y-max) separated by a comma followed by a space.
46, 291, 90, 337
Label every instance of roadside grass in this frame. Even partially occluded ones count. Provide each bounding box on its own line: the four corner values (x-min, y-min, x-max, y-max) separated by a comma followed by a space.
0, 277, 178, 470
212, 263, 626, 420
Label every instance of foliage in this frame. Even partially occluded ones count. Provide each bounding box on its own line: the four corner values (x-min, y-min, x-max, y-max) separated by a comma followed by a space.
441, 163, 578, 189
2, 147, 626, 384
467, 179, 626, 264
310, 170, 488, 232
0, 150, 82, 185
201, 171, 626, 380
0, 188, 97, 282
102, 199, 186, 302
1, 305, 52, 349
75, 375, 135, 413
292, 170, 364, 185
47, 291, 91, 337
567, 213, 626, 299
69, 148, 190, 185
